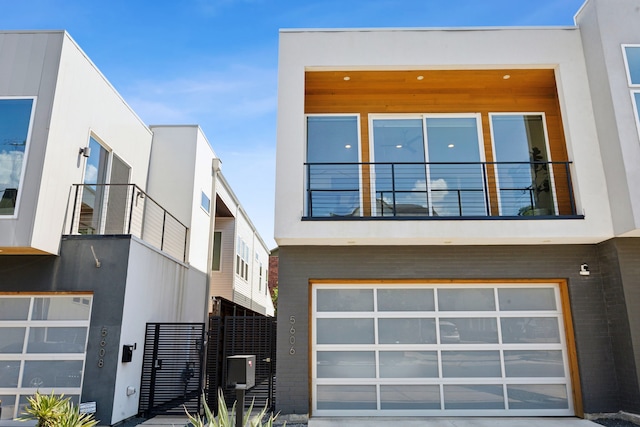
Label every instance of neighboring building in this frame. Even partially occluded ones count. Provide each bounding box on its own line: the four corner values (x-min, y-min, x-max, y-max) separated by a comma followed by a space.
0, 31, 270, 425
274, 0, 640, 420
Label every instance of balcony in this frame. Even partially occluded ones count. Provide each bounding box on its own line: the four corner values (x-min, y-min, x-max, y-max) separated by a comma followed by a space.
66, 184, 188, 261
304, 161, 580, 220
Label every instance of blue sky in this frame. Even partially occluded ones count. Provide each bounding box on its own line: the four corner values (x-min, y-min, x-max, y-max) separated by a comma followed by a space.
0, 0, 585, 249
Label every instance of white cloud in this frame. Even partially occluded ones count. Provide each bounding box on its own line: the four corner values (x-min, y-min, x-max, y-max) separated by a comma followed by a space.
84, 164, 98, 184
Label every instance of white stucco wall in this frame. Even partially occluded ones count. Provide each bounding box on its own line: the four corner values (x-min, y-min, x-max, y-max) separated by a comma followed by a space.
577, 0, 640, 236
111, 238, 206, 424
275, 27, 614, 246
0, 31, 153, 254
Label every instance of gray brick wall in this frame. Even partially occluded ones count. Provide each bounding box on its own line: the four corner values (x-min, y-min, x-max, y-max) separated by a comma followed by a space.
275, 242, 633, 415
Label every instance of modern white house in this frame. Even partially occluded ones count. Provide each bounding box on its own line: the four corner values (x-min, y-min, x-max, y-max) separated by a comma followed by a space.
274, 0, 640, 420
0, 30, 271, 425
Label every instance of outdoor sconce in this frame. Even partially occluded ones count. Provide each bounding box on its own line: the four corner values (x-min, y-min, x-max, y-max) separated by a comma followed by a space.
580, 263, 590, 276
122, 344, 135, 363
79, 146, 91, 158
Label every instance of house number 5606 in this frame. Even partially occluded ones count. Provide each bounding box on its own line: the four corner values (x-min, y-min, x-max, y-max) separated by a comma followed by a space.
289, 316, 296, 355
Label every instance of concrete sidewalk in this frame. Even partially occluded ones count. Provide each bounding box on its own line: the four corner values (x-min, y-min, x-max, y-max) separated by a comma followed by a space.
135, 415, 604, 427
307, 418, 601, 427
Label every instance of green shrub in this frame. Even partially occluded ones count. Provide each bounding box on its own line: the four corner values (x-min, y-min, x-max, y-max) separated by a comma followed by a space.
185, 389, 283, 427
19, 391, 98, 427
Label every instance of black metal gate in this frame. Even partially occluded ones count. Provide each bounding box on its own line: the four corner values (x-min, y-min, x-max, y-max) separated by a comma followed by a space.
206, 316, 277, 412
139, 323, 205, 417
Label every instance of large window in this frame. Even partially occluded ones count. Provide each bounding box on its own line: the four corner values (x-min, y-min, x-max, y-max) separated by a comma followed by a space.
490, 114, 556, 216
623, 45, 640, 138
370, 115, 485, 216
0, 295, 92, 420
306, 115, 360, 217
236, 237, 249, 281
0, 98, 35, 216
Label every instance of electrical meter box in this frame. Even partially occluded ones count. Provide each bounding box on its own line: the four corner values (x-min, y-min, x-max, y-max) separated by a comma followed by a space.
227, 355, 256, 389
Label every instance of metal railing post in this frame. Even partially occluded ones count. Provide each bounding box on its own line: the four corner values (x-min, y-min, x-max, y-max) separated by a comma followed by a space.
70, 184, 80, 234
306, 164, 312, 217
391, 164, 397, 216
161, 210, 167, 252
127, 184, 135, 234
482, 163, 490, 216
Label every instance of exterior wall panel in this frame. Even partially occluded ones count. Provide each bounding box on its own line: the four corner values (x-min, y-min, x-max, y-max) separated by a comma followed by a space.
276, 243, 625, 415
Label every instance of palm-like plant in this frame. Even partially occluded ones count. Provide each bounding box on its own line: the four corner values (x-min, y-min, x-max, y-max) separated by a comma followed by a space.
185, 389, 282, 427
19, 391, 98, 427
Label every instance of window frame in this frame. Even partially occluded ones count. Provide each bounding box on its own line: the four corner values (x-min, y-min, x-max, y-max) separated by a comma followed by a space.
368, 113, 487, 217
0, 96, 37, 219
201, 191, 211, 215
304, 113, 363, 217
622, 44, 640, 87
488, 112, 558, 217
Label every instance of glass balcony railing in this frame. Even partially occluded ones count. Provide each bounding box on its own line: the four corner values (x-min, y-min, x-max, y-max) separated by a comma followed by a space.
66, 184, 188, 262
304, 161, 579, 220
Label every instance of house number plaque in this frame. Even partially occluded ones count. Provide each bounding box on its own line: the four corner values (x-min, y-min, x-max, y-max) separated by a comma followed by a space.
289, 316, 296, 355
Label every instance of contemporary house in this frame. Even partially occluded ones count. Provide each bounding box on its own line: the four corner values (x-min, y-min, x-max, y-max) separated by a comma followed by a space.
0, 31, 271, 425
274, 0, 640, 420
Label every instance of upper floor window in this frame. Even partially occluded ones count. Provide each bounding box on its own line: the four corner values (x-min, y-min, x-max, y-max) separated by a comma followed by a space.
0, 98, 35, 217
306, 115, 360, 217
201, 191, 211, 214
623, 45, 640, 86
236, 237, 249, 281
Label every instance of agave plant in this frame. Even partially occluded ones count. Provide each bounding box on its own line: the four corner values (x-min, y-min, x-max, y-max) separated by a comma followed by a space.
19, 391, 98, 427
185, 389, 283, 427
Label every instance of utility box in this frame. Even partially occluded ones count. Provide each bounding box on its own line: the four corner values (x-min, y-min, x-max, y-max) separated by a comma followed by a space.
227, 355, 256, 389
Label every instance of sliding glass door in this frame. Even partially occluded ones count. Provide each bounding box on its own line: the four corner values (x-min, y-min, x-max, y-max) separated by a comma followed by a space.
370, 115, 485, 217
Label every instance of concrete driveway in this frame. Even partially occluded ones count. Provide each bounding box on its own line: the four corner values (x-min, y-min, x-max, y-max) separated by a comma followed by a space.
307, 417, 602, 427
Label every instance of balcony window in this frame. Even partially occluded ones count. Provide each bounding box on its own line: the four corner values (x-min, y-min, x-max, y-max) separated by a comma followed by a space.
306, 115, 360, 217
623, 45, 640, 86
0, 98, 35, 216
490, 114, 556, 216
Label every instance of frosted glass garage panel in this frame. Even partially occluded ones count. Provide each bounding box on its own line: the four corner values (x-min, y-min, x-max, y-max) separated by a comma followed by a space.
504, 350, 565, 377
498, 288, 556, 311
317, 385, 377, 410
27, 327, 88, 353
0, 327, 25, 352
381, 385, 440, 409
317, 289, 373, 312
317, 318, 374, 344
444, 385, 504, 409
501, 317, 561, 343
442, 351, 501, 377
22, 360, 83, 388
378, 318, 436, 344
507, 384, 569, 409
0, 361, 20, 387
440, 318, 497, 344
0, 395, 16, 420
317, 351, 375, 378
0, 298, 30, 320
438, 288, 495, 311
379, 351, 438, 378
31, 297, 92, 320
377, 288, 435, 311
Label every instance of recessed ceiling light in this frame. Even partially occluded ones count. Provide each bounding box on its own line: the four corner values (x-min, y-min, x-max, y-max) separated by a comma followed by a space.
395, 144, 403, 149
417, 75, 424, 80
448, 144, 455, 148
345, 144, 352, 149
343, 76, 351, 81
444, 240, 452, 244
503, 74, 511, 80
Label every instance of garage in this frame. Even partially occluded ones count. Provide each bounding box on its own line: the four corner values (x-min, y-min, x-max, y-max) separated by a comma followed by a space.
311, 283, 575, 416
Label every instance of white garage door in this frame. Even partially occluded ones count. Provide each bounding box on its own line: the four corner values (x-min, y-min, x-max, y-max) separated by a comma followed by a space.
312, 283, 574, 416
0, 295, 92, 420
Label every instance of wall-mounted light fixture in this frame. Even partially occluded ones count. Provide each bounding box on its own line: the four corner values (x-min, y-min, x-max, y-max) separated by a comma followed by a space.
579, 263, 590, 276
79, 146, 91, 158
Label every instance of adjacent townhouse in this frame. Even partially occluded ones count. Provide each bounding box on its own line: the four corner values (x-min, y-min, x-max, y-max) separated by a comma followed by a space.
0, 31, 271, 425
274, 0, 640, 420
